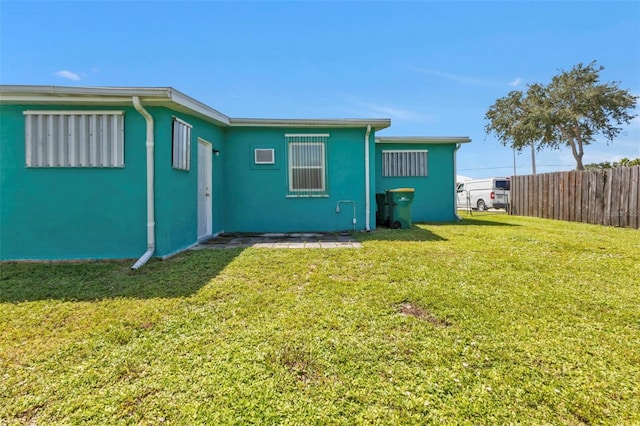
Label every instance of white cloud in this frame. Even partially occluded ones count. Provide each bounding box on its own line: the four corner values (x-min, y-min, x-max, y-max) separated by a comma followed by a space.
360, 102, 428, 122
339, 94, 436, 123
509, 78, 523, 87
54, 70, 81, 81
406, 65, 490, 86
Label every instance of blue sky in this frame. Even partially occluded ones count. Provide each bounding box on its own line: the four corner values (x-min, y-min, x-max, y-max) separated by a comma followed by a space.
2, 0, 639, 178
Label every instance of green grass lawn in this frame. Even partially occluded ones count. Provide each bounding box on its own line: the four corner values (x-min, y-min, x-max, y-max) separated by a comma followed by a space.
1, 214, 639, 424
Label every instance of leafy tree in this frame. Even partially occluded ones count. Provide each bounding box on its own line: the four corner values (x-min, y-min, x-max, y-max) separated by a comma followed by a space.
485, 61, 638, 170
584, 161, 613, 170
618, 157, 640, 167
584, 157, 640, 170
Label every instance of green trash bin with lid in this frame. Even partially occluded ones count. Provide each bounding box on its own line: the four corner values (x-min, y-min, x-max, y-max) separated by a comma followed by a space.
386, 188, 415, 229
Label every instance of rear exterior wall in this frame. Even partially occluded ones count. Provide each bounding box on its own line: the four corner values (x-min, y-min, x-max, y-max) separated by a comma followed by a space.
0, 104, 147, 260
221, 126, 376, 232
375, 142, 457, 223
0, 104, 225, 260
150, 108, 224, 257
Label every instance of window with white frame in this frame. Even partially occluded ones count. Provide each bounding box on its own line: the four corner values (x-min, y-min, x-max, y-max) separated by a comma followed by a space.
254, 148, 275, 164
382, 150, 428, 177
286, 134, 328, 197
24, 110, 124, 167
172, 117, 192, 170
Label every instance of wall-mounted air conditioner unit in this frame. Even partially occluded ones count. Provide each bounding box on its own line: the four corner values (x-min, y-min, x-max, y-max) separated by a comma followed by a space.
254, 148, 275, 164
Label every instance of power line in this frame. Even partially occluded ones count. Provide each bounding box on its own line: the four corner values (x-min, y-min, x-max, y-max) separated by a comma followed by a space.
459, 164, 574, 171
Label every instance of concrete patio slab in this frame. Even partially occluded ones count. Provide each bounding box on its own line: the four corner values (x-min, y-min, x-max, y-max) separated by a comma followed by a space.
194, 232, 361, 250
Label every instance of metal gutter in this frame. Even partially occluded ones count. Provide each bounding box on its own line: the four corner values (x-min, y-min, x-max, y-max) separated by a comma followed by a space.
453, 143, 463, 221
0, 85, 231, 126
230, 117, 391, 131
167, 87, 230, 125
376, 136, 472, 144
1, 86, 394, 130
0, 85, 172, 97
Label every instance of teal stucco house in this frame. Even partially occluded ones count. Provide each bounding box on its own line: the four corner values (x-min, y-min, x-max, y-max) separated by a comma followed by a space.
0, 85, 470, 265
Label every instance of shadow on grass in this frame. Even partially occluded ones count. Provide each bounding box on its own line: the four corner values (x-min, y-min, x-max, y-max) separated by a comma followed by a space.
455, 217, 521, 227
0, 248, 244, 303
452, 211, 521, 227
359, 215, 521, 243
357, 226, 447, 242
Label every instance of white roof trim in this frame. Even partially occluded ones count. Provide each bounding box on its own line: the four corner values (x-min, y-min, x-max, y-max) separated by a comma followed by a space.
0, 85, 391, 130
167, 88, 229, 126
0, 85, 230, 126
376, 136, 471, 144
0, 85, 172, 97
231, 117, 391, 130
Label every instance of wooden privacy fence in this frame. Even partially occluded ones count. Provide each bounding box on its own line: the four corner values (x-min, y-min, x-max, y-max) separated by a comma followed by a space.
510, 166, 640, 229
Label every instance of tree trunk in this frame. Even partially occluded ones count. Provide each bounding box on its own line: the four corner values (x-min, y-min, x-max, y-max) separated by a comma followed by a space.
564, 126, 585, 171
573, 125, 585, 171
565, 136, 583, 170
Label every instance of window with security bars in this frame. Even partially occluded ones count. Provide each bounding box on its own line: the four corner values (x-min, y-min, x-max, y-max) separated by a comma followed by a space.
172, 117, 192, 170
24, 110, 124, 167
286, 134, 329, 197
382, 150, 428, 177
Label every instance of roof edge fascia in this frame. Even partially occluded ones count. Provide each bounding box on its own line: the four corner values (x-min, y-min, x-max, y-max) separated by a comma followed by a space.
1, 86, 396, 130
0, 85, 231, 126
376, 136, 472, 144
230, 117, 391, 131
166, 87, 230, 125
0, 85, 173, 98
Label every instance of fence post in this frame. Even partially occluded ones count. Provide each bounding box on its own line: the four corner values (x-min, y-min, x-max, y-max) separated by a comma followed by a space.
630, 166, 639, 229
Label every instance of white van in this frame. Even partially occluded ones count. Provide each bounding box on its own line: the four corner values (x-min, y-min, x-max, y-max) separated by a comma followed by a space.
456, 177, 510, 211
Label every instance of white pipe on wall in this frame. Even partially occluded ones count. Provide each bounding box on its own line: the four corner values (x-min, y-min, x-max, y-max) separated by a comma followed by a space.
364, 124, 372, 231
453, 142, 462, 221
131, 96, 156, 269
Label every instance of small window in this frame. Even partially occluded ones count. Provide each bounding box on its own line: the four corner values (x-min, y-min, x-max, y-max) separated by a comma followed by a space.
255, 148, 275, 164
24, 110, 124, 167
382, 150, 428, 177
286, 134, 329, 197
172, 117, 192, 170
495, 179, 510, 190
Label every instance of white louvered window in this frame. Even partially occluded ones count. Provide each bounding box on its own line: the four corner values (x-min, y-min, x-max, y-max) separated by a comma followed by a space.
172, 117, 192, 170
24, 111, 124, 167
382, 150, 428, 177
286, 134, 329, 197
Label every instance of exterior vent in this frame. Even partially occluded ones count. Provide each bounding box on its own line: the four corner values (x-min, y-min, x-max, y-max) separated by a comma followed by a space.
255, 148, 275, 164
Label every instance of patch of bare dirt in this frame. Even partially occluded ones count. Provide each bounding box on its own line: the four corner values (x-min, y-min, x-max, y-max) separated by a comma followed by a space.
398, 302, 452, 327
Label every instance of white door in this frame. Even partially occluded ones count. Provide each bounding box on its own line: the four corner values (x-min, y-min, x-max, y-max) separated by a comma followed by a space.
197, 139, 213, 240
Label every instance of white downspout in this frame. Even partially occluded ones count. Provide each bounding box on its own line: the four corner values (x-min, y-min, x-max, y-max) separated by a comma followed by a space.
131, 96, 155, 269
364, 124, 372, 231
453, 142, 462, 221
